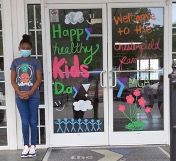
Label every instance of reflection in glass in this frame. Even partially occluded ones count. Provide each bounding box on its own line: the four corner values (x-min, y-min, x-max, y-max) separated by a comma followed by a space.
0, 128, 7, 145
28, 4, 41, 29
40, 108, 45, 125
40, 127, 46, 144
112, 8, 164, 131
0, 110, 6, 126
28, 31, 36, 55
0, 10, 2, 30
38, 57, 43, 69
172, 3, 176, 27
0, 57, 4, 71
0, 82, 5, 106
37, 31, 43, 55
0, 72, 4, 81
36, 5, 42, 29
0, 31, 3, 56
37, 127, 46, 145
137, 59, 159, 80
173, 29, 176, 52
39, 82, 44, 105
27, 5, 34, 29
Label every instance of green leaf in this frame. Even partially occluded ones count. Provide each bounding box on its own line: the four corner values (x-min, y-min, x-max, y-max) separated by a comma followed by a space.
125, 120, 145, 131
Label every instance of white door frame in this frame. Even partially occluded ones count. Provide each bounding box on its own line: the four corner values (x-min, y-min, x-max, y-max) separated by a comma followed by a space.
108, 2, 171, 145
45, 3, 109, 147
12, 0, 26, 149
0, 0, 17, 150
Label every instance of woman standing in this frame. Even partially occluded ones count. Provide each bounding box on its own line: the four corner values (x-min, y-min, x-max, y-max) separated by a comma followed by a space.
10, 34, 42, 158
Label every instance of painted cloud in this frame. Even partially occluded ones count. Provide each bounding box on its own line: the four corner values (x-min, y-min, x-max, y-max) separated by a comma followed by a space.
73, 100, 93, 112
65, 11, 84, 25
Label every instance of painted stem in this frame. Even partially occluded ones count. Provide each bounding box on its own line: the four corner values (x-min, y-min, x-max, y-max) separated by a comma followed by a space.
129, 104, 132, 119
123, 112, 133, 122
133, 106, 140, 120
131, 97, 138, 120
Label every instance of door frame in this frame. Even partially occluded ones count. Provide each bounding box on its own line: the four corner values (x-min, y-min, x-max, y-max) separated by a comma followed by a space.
0, 0, 17, 150
107, 2, 171, 145
45, 3, 109, 147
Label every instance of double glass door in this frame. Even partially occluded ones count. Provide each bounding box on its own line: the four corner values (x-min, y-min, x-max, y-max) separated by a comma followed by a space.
46, 2, 168, 146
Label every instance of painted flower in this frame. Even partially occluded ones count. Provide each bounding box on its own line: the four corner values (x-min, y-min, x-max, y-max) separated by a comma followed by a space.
138, 97, 146, 108
126, 94, 134, 104
145, 107, 152, 113
118, 104, 126, 112
133, 89, 141, 97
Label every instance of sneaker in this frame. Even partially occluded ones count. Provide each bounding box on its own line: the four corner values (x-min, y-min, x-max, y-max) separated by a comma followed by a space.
28, 145, 36, 157
21, 145, 29, 158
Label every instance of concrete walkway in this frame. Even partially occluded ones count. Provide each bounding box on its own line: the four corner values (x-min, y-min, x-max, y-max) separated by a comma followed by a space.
0, 149, 47, 161
0, 146, 170, 161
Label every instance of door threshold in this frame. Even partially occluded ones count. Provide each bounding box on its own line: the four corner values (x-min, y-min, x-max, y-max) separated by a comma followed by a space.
50, 144, 169, 149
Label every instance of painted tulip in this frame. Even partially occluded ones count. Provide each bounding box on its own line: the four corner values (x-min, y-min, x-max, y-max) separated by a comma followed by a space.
118, 104, 126, 112
133, 89, 141, 97
138, 97, 146, 108
145, 107, 152, 113
126, 94, 134, 104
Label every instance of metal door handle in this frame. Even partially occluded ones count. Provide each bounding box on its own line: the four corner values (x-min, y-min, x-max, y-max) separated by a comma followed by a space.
110, 71, 117, 88
100, 70, 106, 88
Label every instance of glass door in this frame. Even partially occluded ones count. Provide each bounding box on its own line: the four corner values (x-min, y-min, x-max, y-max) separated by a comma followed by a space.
46, 4, 108, 146
108, 2, 169, 145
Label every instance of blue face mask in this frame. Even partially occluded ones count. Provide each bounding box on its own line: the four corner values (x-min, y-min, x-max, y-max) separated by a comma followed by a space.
20, 50, 31, 57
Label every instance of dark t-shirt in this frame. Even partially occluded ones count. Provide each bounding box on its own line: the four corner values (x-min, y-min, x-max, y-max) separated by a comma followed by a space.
10, 57, 42, 99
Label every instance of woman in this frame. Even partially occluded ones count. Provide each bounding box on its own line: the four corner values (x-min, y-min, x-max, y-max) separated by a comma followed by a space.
10, 34, 42, 158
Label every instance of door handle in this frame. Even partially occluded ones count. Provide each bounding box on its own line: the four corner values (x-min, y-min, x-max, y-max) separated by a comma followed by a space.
110, 71, 117, 88
100, 70, 106, 88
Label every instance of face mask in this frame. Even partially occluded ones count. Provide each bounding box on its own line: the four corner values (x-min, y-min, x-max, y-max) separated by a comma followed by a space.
20, 50, 31, 57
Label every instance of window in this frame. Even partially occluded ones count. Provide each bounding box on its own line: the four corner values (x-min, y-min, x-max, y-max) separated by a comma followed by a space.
137, 59, 159, 80
0, 3, 7, 146
26, 3, 45, 144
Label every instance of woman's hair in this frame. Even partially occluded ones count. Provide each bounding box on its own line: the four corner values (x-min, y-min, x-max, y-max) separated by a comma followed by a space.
20, 34, 32, 47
